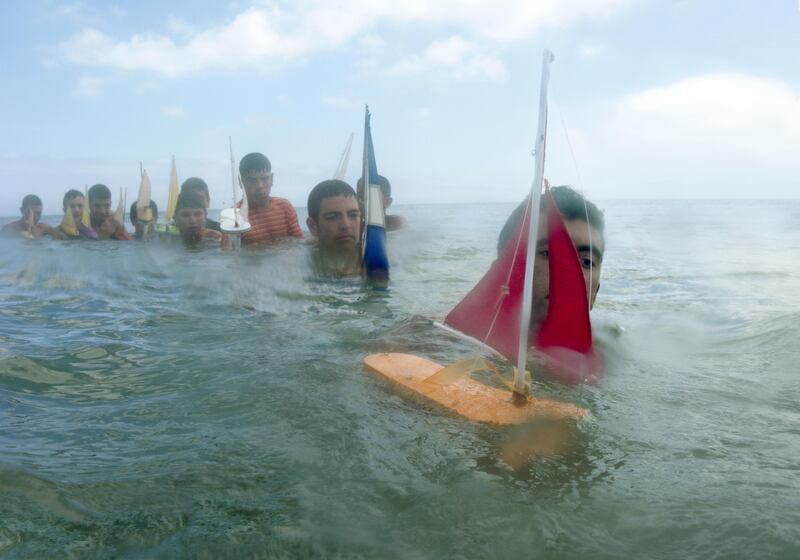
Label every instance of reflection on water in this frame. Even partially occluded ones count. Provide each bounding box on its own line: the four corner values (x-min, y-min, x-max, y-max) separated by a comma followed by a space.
1, 201, 799, 558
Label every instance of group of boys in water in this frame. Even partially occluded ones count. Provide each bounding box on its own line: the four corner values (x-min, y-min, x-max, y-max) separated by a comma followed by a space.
2, 152, 407, 277
3, 151, 606, 348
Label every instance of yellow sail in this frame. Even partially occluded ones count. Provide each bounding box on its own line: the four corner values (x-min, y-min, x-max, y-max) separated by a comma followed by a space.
61, 203, 78, 237
137, 171, 153, 223
165, 156, 179, 223
82, 186, 90, 226
113, 187, 126, 225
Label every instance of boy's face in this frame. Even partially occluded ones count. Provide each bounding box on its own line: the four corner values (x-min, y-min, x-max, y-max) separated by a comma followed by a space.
242, 170, 273, 207
530, 216, 604, 327
90, 197, 112, 224
307, 195, 360, 251
65, 196, 84, 223
22, 205, 43, 224
175, 206, 207, 240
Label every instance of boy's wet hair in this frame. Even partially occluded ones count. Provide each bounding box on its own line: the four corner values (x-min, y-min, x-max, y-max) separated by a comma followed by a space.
496, 186, 605, 255
307, 180, 356, 222
175, 191, 207, 213
129, 200, 159, 224
356, 174, 391, 197
21, 194, 42, 209
88, 184, 112, 202
62, 189, 83, 209
180, 177, 210, 202
239, 153, 271, 178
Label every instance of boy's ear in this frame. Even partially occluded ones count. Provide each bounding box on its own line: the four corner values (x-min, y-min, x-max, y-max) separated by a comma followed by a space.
306, 216, 319, 237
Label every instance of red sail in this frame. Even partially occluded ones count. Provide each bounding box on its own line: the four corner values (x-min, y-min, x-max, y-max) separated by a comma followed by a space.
443, 196, 532, 363
534, 188, 600, 383
444, 188, 599, 383
535, 189, 593, 352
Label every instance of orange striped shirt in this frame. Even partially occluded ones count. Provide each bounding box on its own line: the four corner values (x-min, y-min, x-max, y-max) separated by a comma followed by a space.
241, 197, 303, 246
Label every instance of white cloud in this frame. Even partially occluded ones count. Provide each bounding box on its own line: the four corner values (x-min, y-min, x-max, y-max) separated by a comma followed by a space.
388, 0, 627, 42
49, 1, 125, 26
73, 74, 105, 97
161, 106, 184, 117
424, 36, 472, 65
388, 36, 506, 81
558, 73, 800, 198
55, 1, 629, 77
618, 73, 800, 158
51, 1, 104, 26
359, 34, 386, 50
58, 7, 314, 77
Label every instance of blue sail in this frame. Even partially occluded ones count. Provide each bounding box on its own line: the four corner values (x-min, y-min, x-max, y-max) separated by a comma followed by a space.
361, 107, 389, 284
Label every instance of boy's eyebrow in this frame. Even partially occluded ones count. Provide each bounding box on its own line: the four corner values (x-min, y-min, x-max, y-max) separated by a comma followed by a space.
576, 244, 603, 261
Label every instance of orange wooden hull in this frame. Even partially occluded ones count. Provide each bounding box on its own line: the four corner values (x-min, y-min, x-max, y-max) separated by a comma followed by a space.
363, 353, 586, 425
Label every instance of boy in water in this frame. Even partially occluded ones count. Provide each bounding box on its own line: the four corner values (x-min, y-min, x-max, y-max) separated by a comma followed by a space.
356, 174, 406, 231
59, 189, 98, 239
306, 180, 361, 276
497, 185, 605, 332
180, 177, 220, 232
88, 184, 132, 240
238, 152, 303, 247
1, 195, 59, 238
174, 190, 223, 248
129, 201, 158, 240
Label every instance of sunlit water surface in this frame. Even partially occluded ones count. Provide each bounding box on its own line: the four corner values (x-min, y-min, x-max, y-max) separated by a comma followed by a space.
1, 201, 799, 559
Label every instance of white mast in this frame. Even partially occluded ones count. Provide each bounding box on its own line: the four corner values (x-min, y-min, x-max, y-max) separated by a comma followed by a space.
514, 49, 554, 398
229, 136, 239, 227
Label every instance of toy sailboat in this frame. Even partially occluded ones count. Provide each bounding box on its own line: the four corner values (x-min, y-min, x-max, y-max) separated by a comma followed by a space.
363, 50, 595, 425
360, 106, 389, 285
219, 137, 251, 248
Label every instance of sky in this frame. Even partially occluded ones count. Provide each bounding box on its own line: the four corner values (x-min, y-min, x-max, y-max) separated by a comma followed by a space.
1, 0, 798, 215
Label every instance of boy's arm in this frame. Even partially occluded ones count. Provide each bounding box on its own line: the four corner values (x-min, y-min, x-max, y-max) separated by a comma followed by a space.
285, 201, 304, 239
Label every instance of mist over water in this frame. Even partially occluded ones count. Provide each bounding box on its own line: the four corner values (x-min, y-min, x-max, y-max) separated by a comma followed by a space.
1, 200, 799, 558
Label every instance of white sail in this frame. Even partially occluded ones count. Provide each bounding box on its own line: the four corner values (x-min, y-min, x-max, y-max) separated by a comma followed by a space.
334, 132, 354, 180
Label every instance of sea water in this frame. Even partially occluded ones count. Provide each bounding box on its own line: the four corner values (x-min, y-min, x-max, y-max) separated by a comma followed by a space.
1, 200, 798, 559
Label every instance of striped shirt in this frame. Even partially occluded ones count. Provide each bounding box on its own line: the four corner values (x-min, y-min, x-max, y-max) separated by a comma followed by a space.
241, 197, 303, 246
